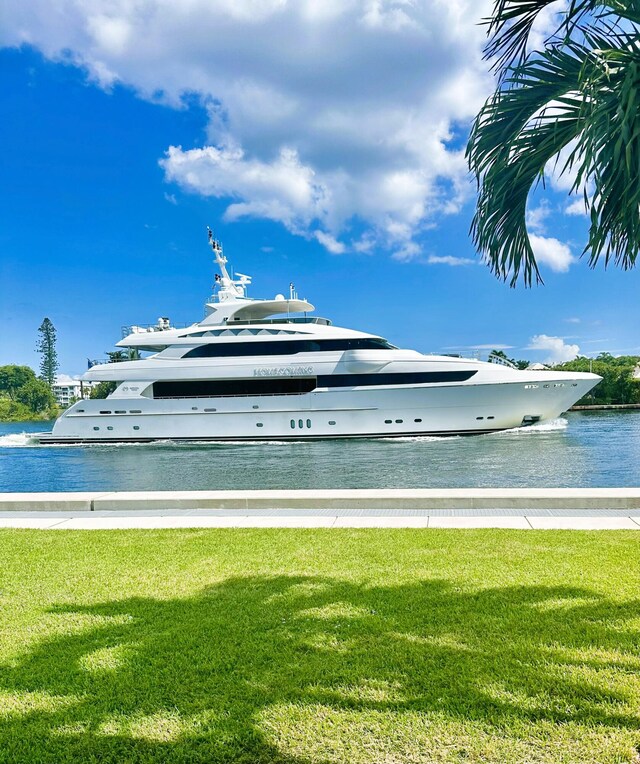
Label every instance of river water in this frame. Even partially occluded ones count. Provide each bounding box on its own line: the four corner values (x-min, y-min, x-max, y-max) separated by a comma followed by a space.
1, 411, 639, 491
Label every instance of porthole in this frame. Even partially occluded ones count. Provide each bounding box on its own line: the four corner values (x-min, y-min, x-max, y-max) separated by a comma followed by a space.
77, 409, 85, 413
385, 419, 392, 424
99, 410, 111, 415
395, 419, 403, 424
414, 418, 422, 423
290, 419, 296, 429
487, 416, 495, 420
328, 421, 336, 425
115, 410, 126, 414
133, 425, 140, 431
130, 409, 142, 414
191, 406, 198, 411
543, 384, 550, 388
256, 423, 264, 428
298, 419, 303, 429
252, 405, 259, 409
204, 408, 217, 412
476, 416, 484, 420
93, 426, 100, 431
107, 426, 113, 431
306, 419, 311, 428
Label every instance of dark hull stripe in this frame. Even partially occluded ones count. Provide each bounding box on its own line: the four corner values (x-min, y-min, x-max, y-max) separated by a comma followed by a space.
38, 427, 505, 445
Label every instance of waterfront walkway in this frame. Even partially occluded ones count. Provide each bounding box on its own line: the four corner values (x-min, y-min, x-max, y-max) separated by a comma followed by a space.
1, 490, 639, 529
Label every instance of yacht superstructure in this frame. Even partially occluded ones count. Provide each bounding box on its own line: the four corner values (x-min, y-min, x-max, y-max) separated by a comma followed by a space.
43, 231, 601, 443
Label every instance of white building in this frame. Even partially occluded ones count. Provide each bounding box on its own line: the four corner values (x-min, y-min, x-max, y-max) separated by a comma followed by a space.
52, 374, 95, 407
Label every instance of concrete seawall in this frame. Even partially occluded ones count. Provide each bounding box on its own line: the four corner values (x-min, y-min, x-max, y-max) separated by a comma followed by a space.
2, 488, 640, 512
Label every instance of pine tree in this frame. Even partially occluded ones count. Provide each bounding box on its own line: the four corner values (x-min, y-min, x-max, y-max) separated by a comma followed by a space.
36, 317, 59, 387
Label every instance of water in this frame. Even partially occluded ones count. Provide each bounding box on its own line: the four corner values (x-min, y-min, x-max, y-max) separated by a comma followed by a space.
1, 411, 639, 491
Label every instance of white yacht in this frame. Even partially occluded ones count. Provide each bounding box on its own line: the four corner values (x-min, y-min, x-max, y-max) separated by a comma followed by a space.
43, 231, 601, 443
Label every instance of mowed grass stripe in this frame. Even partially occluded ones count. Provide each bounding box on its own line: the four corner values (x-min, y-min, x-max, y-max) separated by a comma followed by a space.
0, 529, 638, 763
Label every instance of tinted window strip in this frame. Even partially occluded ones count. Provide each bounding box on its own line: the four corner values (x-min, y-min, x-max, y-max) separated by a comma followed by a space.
319, 371, 477, 387
153, 378, 317, 399
152, 370, 476, 399
182, 337, 395, 358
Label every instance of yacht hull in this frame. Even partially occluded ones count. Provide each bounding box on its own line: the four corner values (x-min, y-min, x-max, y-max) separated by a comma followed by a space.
42, 374, 599, 444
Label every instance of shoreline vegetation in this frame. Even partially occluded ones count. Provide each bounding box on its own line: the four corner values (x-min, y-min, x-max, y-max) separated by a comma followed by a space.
0, 365, 58, 422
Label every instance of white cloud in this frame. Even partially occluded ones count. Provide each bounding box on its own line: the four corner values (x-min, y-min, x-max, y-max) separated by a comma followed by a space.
526, 0, 568, 54
565, 196, 588, 216
314, 230, 346, 254
527, 334, 580, 364
525, 201, 550, 234
427, 254, 477, 266
163, 192, 177, 205
529, 234, 575, 273
1, 0, 494, 257
564, 317, 581, 324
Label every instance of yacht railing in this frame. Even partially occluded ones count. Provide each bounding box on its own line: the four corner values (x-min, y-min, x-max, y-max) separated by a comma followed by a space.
121, 323, 192, 338
487, 352, 518, 369
229, 317, 331, 326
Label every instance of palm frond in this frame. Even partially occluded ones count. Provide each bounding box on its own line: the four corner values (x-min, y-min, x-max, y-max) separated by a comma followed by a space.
468, 1, 640, 285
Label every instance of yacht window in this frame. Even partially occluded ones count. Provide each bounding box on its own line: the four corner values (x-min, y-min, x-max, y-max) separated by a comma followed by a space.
129, 409, 142, 413
414, 418, 422, 423
99, 410, 111, 414
77, 409, 85, 413
290, 419, 295, 429
115, 410, 126, 414
395, 419, 403, 424
385, 420, 392, 424
133, 425, 140, 430
487, 416, 495, 420
328, 420, 336, 425
182, 337, 396, 359
154, 378, 317, 399
306, 419, 311, 428
256, 423, 264, 427
298, 419, 303, 429
107, 426, 113, 431
152, 370, 477, 399
204, 408, 217, 412
93, 426, 100, 431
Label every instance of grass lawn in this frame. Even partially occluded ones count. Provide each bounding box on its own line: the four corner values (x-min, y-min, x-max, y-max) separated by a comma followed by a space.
0, 529, 639, 763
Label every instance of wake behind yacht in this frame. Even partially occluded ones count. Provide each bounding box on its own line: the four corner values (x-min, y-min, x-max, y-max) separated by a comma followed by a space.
42, 231, 600, 443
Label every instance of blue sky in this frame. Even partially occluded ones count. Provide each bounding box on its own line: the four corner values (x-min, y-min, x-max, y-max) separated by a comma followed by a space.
1, 1, 639, 376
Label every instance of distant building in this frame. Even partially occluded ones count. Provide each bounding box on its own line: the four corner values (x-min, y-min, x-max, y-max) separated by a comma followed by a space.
634, 365, 640, 380
52, 374, 95, 407
527, 362, 548, 371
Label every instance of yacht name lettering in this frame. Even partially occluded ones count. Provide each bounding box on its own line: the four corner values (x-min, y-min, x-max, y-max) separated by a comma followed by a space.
253, 366, 314, 377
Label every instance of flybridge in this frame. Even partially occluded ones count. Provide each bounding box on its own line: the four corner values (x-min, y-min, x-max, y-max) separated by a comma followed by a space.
202, 227, 315, 326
